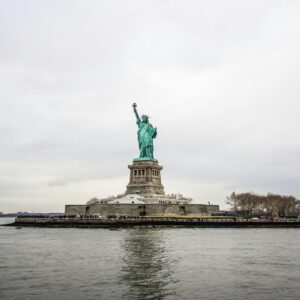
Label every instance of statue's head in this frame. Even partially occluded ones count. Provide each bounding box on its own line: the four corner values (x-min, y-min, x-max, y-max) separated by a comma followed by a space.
141, 115, 149, 123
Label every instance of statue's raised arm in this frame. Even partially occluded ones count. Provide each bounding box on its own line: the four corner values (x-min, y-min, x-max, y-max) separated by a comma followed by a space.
132, 103, 140, 123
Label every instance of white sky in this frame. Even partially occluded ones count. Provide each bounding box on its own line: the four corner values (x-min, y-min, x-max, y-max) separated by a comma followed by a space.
1, 0, 300, 212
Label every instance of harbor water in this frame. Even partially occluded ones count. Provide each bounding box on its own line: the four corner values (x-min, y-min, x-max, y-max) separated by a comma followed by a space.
0, 218, 299, 299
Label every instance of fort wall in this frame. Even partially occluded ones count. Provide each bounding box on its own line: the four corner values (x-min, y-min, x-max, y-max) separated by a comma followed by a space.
65, 203, 219, 217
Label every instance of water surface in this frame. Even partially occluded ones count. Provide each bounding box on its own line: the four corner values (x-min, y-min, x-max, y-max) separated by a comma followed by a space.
0, 218, 299, 299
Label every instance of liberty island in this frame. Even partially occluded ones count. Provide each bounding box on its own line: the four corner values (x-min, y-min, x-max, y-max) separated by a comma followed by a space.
5, 103, 300, 227
63, 103, 218, 217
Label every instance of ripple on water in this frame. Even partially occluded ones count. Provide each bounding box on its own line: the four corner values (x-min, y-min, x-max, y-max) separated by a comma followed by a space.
0, 225, 299, 300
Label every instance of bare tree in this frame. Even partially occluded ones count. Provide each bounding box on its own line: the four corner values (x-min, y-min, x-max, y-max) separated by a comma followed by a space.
226, 192, 299, 218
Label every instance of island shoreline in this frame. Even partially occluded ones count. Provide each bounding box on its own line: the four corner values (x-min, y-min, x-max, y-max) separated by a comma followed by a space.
3, 218, 300, 228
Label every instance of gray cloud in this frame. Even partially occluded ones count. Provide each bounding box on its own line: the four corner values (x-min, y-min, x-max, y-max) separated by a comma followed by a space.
1, 0, 300, 212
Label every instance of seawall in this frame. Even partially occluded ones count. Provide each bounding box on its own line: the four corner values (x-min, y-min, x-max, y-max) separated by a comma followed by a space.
4, 217, 300, 228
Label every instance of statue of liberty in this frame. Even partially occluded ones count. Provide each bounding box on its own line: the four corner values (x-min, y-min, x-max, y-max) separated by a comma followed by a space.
132, 103, 157, 161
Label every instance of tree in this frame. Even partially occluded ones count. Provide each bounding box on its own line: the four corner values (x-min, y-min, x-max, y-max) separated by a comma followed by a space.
226, 192, 299, 218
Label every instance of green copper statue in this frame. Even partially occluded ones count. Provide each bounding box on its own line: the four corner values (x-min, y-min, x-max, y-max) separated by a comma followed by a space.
132, 103, 157, 161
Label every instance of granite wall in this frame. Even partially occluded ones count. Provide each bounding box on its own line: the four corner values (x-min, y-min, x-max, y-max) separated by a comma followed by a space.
65, 203, 219, 217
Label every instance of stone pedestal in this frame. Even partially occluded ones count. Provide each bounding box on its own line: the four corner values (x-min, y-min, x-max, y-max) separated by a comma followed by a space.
126, 160, 165, 195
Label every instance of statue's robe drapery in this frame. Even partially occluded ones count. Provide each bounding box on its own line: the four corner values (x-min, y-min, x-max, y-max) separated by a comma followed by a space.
137, 120, 157, 159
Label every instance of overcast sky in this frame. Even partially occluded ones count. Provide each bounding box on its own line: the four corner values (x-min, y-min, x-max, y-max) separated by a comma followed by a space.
1, 0, 300, 212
